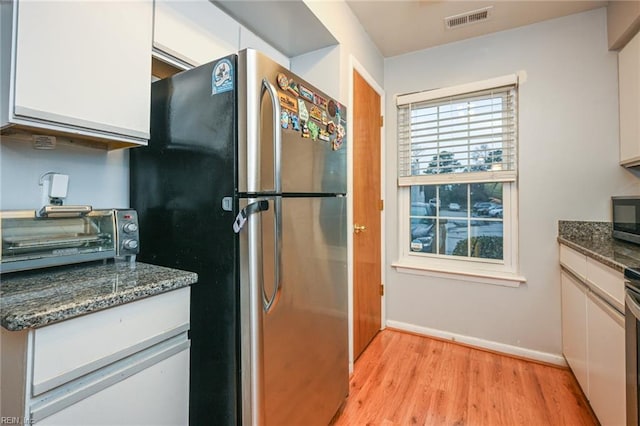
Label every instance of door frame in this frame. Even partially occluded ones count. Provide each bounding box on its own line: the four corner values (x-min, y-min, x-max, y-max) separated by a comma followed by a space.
347, 55, 386, 373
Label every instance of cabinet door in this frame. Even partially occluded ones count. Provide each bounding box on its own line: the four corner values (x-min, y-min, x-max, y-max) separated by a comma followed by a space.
36, 347, 189, 426
561, 271, 589, 396
587, 293, 626, 426
619, 30, 640, 166
153, 0, 238, 67
12, 0, 152, 142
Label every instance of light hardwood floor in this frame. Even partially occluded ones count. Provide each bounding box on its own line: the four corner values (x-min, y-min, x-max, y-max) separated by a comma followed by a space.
332, 329, 598, 426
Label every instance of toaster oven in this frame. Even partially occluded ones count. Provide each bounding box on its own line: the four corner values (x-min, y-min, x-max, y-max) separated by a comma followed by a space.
0, 208, 139, 273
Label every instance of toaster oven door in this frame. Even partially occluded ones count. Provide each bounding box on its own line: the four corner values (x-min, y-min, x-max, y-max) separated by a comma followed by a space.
1, 211, 116, 273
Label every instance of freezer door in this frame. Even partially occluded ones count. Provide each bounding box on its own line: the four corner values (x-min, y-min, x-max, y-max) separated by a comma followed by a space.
238, 49, 347, 195
239, 196, 348, 426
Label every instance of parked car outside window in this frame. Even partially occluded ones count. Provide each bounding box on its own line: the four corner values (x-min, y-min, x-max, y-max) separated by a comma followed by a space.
410, 203, 446, 254
473, 202, 499, 216
488, 206, 503, 218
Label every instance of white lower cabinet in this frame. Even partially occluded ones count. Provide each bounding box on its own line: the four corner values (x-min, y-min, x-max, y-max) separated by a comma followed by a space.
586, 293, 626, 426
560, 271, 589, 393
1, 287, 190, 425
560, 245, 625, 426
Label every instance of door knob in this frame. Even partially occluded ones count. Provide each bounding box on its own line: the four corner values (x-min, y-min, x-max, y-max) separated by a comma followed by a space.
354, 224, 367, 234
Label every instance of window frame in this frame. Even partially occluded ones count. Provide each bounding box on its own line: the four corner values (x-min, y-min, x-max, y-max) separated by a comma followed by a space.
393, 75, 524, 286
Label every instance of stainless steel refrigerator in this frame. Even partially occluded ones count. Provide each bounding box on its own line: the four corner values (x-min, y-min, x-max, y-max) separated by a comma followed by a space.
130, 49, 348, 426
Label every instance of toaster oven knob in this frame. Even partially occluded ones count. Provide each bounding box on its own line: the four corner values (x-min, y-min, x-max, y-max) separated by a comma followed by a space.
123, 239, 139, 250
123, 223, 138, 233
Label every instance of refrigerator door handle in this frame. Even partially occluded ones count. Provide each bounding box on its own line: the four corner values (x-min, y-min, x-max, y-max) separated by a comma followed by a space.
263, 197, 282, 313
233, 200, 269, 233
260, 78, 282, 193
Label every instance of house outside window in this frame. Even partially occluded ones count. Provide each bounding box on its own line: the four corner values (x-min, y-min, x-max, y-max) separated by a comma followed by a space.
395, 75, 521, 283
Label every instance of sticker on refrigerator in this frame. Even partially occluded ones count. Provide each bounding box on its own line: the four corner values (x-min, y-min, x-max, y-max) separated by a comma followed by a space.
298, 99, 309, 121
290, 113, 301, 131
308, 121, 319, 141
301, 120, 310, 138
299, 84, 314, 102
276, 73, 289, 90
278, 91, 298, 112
319, 129, 330, 142
327, 100, 337, 117
313, 93, 327, 109
309, 105, 323, 122
211, 59, 234, 95
333, 123, 345, 151
281, 110, 290, 129
287, 80, 300, 96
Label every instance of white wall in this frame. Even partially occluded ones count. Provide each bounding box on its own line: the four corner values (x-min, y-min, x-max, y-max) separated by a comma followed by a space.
296, 0, 384, 102
384, 7, 640, 358
0, 139, 129, 210
290, 45, 342, 101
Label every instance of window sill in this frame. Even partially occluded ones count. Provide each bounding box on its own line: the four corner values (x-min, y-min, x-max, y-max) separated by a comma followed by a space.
391, 259, 527, 288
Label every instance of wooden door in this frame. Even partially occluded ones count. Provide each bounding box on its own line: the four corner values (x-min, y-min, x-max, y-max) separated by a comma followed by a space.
353, 70, 382, 359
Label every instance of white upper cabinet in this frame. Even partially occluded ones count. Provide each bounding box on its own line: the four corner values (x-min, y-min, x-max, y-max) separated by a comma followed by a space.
619, 30, 640, 166
153, 0, 238, 68
152, 1, 290, 70
1, 0, 152, 149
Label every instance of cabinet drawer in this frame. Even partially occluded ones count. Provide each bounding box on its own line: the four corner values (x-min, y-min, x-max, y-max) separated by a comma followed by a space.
34, 345, 190, 425
32, 287, 189, 396
559, 245, 587, 279
586, 257, 624, 308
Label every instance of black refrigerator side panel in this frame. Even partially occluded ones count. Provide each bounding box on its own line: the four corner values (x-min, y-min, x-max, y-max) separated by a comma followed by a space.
130, 55, 239, 425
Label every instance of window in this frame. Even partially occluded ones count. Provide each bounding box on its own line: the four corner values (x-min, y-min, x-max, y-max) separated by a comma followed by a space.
395, 75, 520, 282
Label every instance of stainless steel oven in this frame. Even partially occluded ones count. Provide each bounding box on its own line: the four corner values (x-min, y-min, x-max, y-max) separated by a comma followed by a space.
626, 267, 640, 426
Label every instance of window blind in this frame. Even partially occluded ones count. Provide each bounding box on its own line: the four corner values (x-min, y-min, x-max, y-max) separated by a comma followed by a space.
397, 78, 518, 186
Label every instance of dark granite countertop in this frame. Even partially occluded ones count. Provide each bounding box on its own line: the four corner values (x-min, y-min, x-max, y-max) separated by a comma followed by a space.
558, 221, 640, 273
1, 261, 198, 331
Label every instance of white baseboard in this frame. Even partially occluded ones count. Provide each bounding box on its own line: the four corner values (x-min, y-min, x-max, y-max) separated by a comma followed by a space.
385, 320, 567, 367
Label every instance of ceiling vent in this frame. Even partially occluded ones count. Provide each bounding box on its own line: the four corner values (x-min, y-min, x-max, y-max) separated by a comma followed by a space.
445, 6, 493, 30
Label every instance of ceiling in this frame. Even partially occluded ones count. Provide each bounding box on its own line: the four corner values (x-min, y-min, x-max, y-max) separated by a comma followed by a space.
212, 0, 609, 59
213, 0, 338, 57
345, 0, 608, 57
